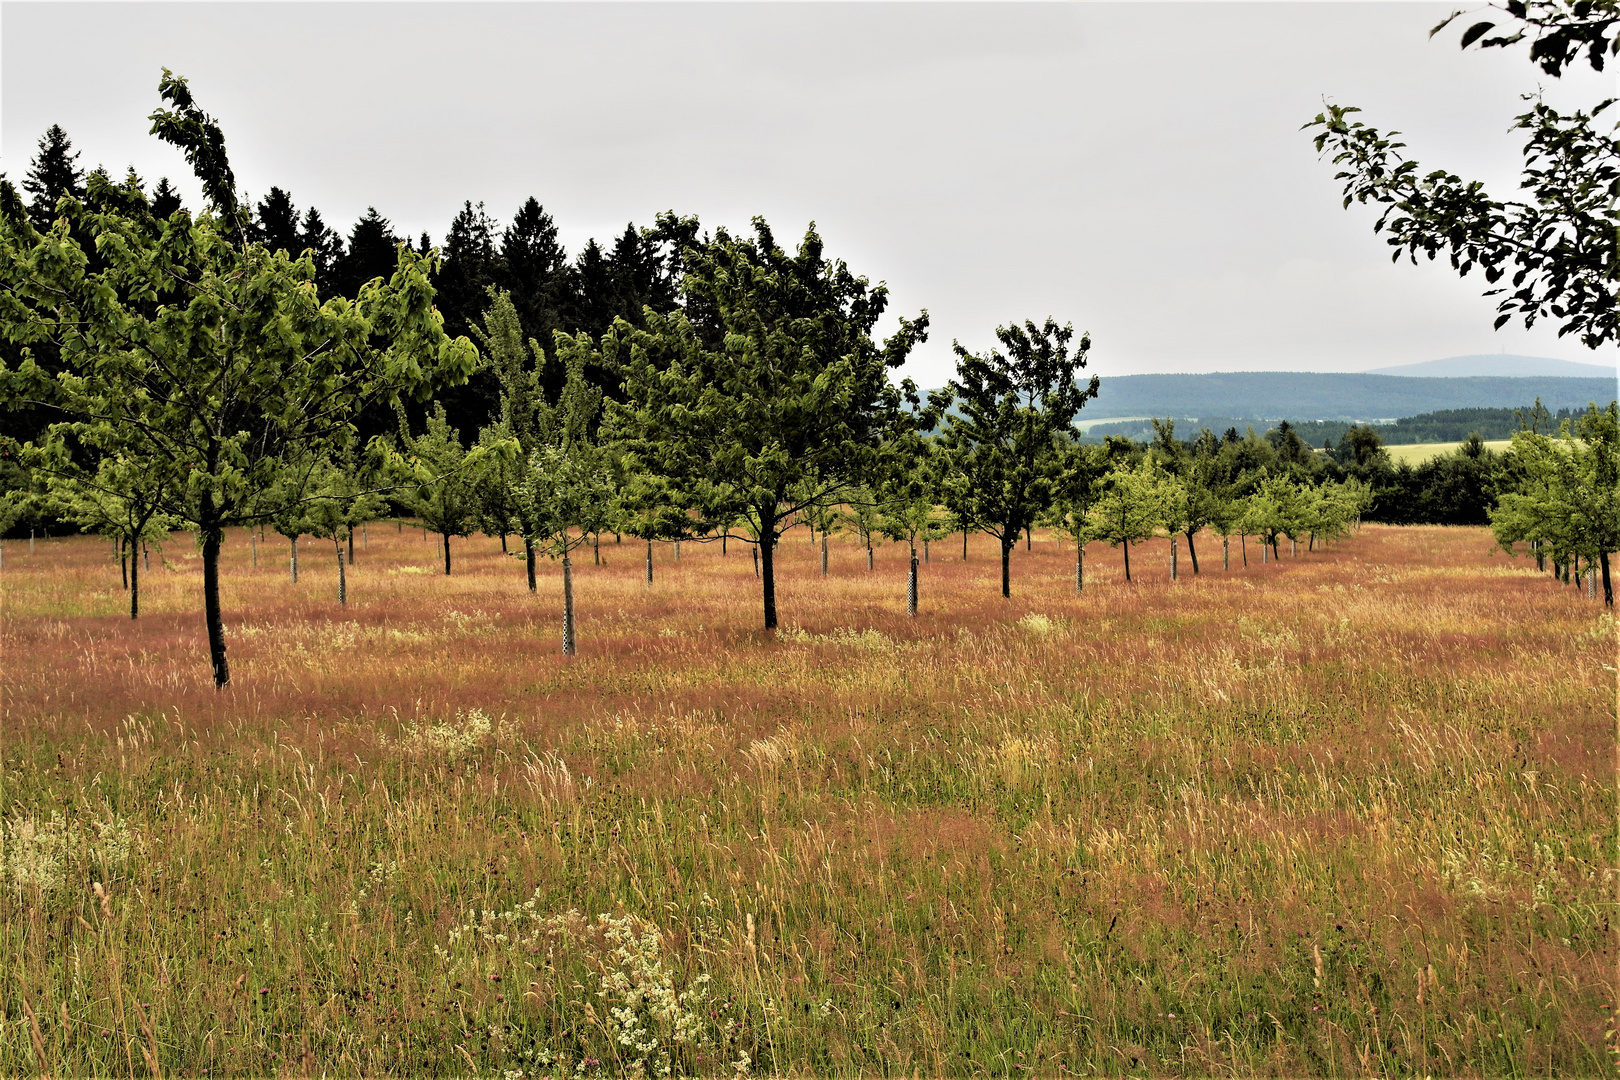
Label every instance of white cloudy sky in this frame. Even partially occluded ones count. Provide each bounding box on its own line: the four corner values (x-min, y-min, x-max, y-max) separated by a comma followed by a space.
2, 2, 1614, 386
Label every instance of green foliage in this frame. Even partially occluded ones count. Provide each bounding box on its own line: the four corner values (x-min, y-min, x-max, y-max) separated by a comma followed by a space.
1238, 471, 1310, 555
1492, 401, 1619, 603
1085, 457, 1175, 581
395, 405, 483, 573
1042, 440, 1110, 546
0, 72, 475, 685
938, 318, 1099, 597
606, 217, 928, 628
1306, 4, 1618, 347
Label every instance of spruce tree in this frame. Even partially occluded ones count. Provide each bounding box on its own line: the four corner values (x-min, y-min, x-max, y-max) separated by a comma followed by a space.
333, 207, 401, 299
252, 186, 301, 255
23, 125, 86, 230
150, 177, 183, 219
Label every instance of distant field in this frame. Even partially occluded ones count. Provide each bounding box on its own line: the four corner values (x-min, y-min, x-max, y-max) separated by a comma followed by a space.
1384, 439, 1512, 464
1, 524, 1611, 1076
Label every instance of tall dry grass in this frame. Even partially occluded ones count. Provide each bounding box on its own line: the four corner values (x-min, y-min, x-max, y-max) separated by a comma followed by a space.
1, 522, 1614, 1076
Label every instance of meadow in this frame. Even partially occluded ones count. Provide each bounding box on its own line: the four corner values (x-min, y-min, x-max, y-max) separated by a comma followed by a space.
1381, 442, 1513, 466
1, 521, 1614, 1077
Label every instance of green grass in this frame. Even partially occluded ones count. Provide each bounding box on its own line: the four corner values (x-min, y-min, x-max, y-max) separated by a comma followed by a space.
1383, 439, 1512, 464
0, 523, 1613, 1076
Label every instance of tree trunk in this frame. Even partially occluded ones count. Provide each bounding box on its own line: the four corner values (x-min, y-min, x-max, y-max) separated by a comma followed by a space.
594, 533, 600, 565
645, 539, 654, 587
1534, 540, 1544, 571
1290, 538, 1297, 557
675, 540, 681, 561
1001, 538, 1012, 598
924, 539, 930, 564
753, 544, 760, 578
290, 536, 299, 582
443, 533, 452, 575
1241, 533, 1247, 567
562, 554, 577, 656
335, 537, 347, 606
501, 532, 509, 554
1075, 542, 1084, 593
1222, 535, 1229, 571
907, 546, 918, 617
251, 531, 257, 568
1185, 530, 1199, 574
30, 528, 34, 555
130, 540, 140, 620
963, 528, 968, 560
120, 536, 128, 588
821, 535, 829, 576
1600, 550, 1613, 607
525, 536, 537, 593
1026, 527, 1032, 551
1123, 540, 1132, 582
143, 541, 149, 571
761, 528, 778, 629
723, 532, 728, 555
867, 543, 874, 571
200, 503, 229, 687
1170, 536, 1178, 581
348, 529, 355, 564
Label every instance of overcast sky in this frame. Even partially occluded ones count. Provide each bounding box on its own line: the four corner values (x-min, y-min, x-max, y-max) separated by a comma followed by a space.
3, 2, 1615, 387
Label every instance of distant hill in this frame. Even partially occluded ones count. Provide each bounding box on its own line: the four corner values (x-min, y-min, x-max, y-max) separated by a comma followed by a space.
1085, 372, 1616, 422
1367, 354, 1615, 378
1083, 406, 1592, 446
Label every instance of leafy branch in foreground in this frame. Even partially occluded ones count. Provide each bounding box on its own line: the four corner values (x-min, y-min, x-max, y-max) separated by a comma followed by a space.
1305, 3, 1617, 347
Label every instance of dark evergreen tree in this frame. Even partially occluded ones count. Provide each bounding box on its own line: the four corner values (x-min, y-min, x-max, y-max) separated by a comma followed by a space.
23, 125, 86, 230
150, 177, 183, 219
332, 207, 400, 300
253, 186, 301, 255
501, 198, 569, 339
434, 202, 504, 437
568, 238, 620, 340
298, 207, 344, 294
609, 223, 679, 325
436, 201, 501, 341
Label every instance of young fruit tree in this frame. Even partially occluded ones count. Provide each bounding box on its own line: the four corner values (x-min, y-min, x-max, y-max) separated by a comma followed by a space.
606, 217, 928, 630
1492, 402, 1618, 605
938, 318, 1099, 598
298, 452, 388, 606
38, 449, 176, 618
1151, 420, 1226, 574
1238, 471, 1307, 561
875, 433, 952, 616
515, 331, 618, 655
1085, 456, 1174, 583
0, 72, 475, 686
1041, 439, 1109, 592
395, 403, 484, 575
